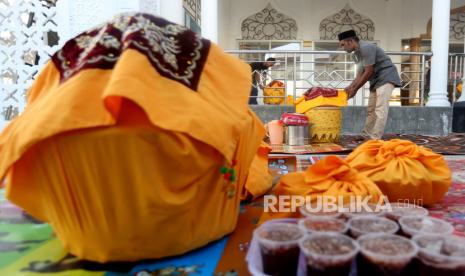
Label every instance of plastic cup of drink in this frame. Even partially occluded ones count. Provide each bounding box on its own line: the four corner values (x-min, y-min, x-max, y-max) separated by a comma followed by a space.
398, 216, 454, 238
348, 216, 399, 238
299, 202, 343, 219
357, 233, 418, 276
298, 217, 348, 235
341, 203, 385, 219
384, 202, 428, 222
253, 222, 305, 276
299, 233, 358, 276
412, 234, 465, 276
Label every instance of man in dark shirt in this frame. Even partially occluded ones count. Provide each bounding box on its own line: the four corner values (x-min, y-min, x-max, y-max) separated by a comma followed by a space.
249, 57, 276, 105
339, 30, 401, 139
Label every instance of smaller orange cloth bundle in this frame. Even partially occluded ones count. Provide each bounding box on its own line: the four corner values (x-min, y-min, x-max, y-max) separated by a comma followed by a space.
346, 139, 451, 205
260, 156, 383, 222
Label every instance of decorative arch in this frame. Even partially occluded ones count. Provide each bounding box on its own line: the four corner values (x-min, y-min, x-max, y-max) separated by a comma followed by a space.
426, 5, 465, 40
241, 3, 297, 40
319, 4, 375, 40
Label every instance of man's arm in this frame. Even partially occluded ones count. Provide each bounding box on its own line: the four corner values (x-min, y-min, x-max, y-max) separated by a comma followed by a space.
345, 65, 374, 98
253, 71, 265, 89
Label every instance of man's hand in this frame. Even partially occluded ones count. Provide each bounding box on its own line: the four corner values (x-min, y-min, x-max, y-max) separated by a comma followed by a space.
345, 86, 357, 99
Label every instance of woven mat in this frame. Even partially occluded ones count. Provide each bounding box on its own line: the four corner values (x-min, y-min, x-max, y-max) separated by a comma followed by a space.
341, 133, 465, 155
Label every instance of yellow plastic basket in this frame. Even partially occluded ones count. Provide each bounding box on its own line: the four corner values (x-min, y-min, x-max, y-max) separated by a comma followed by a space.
263, 87, 285, 105
305, 106, 342, 143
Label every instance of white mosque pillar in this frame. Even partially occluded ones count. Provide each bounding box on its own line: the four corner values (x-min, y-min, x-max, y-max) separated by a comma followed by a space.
427, 0, 451, 106
201, 0, 218, 43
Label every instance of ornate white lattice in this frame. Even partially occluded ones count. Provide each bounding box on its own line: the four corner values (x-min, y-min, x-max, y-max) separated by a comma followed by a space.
241, 4, 297, 40
183, 0, 200, 24
0, 0, 60, 127
319, 4, 375, 40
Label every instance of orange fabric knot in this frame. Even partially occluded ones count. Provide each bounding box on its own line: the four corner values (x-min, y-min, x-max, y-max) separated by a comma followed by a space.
291, 155, 382, 203
268, 80, 285, 88
346, 139, 451, 205
259, 155, 383, 223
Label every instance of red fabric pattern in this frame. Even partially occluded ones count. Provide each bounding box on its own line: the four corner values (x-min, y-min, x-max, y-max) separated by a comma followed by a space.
304, 87, 339, 100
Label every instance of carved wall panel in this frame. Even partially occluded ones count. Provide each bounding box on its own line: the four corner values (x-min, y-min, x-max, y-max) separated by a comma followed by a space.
450, 10, 465, 40
320, 4, 375, 40
241, 4, 297, 40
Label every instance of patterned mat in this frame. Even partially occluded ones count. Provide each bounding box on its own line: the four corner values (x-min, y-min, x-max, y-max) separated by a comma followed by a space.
270, 143, 348, 154
341, 133, 465, 155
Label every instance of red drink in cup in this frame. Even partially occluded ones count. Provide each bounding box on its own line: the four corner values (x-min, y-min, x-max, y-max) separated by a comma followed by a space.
254, 222, 304, 276
299, 233, 358, 276
342, 203, 385, 219
399, 216, 454, 238
357, 233, 418, 276
413, 234, 465, 276
384, 202, 428, 222
299, 202, 342, 219
348, 216, 399, 238
299, 217, 348, 234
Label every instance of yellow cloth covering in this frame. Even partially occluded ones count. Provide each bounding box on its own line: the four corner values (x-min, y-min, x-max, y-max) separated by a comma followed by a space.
346, 139, 451, 205
260, 155, 383, 222
295, 88, 347, 114
0, 13, 268, 262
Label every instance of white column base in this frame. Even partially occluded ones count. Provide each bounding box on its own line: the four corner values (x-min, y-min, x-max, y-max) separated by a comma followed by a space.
426, 91, 451, 106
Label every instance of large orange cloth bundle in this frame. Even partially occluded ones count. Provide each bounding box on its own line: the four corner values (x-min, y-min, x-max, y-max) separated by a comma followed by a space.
0, 13, 268, 262
345, 139, 451, 205
260, 156, 383, 222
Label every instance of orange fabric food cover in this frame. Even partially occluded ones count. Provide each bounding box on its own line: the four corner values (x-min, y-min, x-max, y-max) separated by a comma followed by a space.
345, 139, 451, 205
260, 155, 383, 222
0, 13, 269, 262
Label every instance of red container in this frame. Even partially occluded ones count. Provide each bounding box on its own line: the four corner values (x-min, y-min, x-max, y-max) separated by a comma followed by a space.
281, 113, 309, 126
